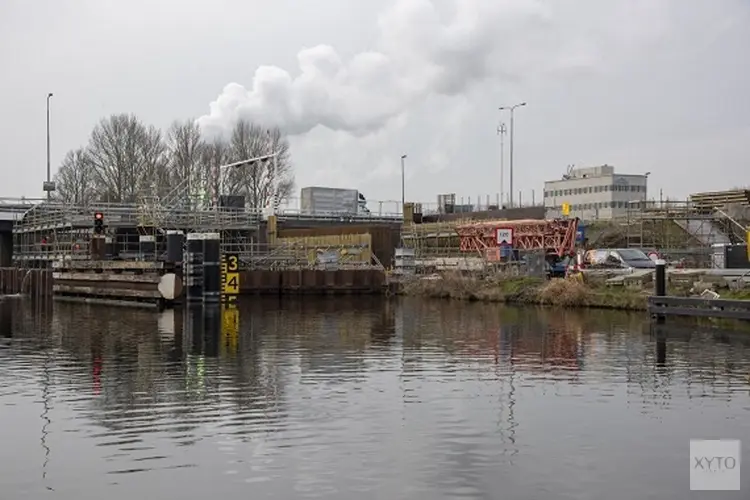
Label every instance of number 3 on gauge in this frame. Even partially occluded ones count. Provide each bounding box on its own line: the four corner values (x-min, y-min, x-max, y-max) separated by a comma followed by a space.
227, 254, 239, 272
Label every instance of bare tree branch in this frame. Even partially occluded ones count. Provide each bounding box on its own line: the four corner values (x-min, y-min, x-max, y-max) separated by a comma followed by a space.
166, 119, 205, 198
53, 148, 95, 205
225, 120, 295, 208
86, 114, 168, 202
137, 124, 169, 198
55, 114, 295, 209
200, 138, 230, 206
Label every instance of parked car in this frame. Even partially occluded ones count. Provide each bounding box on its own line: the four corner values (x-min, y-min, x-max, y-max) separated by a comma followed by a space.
582, 248, 656, 270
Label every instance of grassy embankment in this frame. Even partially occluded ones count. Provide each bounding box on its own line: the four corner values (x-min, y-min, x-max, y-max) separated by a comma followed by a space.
401, 274, 649, 310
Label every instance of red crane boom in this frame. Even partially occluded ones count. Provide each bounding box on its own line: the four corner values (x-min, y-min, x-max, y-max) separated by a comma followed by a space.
455, 218, 579, 257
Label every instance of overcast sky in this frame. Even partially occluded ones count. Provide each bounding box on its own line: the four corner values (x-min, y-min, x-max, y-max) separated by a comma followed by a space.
1, 0, 749, 208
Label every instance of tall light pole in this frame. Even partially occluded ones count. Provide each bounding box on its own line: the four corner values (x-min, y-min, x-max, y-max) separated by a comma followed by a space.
401, 154, 407, 214
499, 102, 526, 208
497, 123, 507, 207
46, 92, 53, 201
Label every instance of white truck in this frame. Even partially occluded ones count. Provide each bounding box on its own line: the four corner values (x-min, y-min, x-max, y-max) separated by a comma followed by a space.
300, 187, 370, 216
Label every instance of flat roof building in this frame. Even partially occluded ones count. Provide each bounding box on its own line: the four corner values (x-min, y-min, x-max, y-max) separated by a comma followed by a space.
544, 165, 648, 220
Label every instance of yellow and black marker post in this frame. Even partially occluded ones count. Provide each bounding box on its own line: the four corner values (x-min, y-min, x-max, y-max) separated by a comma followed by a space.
220, 252, 241, 356
221, 253, 240, 305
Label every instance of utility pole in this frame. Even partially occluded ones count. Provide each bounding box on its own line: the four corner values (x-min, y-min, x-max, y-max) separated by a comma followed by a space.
401, 154, 407, 214
499, 102, 526, 208
46, 92, 53, 201
497, 123, 507, 207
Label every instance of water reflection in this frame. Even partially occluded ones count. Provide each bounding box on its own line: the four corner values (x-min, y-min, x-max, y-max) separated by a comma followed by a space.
0, 297, 749, 499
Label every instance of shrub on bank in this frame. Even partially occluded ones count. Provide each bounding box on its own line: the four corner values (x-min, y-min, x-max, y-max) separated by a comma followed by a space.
400, 274, 648, 311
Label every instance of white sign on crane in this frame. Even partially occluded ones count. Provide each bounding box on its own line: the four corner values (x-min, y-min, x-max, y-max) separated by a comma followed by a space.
496, 227, 513, 246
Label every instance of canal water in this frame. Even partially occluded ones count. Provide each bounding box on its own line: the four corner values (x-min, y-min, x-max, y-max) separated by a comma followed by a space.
0, 297, 748, 499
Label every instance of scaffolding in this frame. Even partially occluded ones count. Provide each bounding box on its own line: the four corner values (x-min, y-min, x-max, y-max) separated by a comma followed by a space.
12, 200, 263, 262
400, 220, 464, 259
586, 200, 750, 267
11, 199, 386, 271
222, 240, 385, 270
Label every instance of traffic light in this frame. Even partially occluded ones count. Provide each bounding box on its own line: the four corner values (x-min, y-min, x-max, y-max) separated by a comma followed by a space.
94, 212, 104, 235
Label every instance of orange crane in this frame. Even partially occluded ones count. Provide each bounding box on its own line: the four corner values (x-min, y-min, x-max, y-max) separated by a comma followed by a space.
454, 218, 579, 258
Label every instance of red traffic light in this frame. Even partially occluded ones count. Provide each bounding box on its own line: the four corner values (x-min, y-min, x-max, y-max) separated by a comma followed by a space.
94, 212, 103, 220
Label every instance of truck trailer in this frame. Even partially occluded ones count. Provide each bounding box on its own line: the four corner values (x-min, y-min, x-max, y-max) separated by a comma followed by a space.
300, 187, 370, 215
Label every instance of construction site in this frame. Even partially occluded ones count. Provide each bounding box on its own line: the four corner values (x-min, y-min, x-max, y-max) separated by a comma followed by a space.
1, 182, 402, 301
397, 189, 750, 273
588, 191, 750, 267
397, 201, 577, 275
2, 186, 749, 302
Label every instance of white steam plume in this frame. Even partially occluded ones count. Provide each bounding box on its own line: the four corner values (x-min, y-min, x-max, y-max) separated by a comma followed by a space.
197, 0, 559, 137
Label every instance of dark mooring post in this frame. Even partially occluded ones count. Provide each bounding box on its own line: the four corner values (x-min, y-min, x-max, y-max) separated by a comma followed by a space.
185, 233, 204, 303
105, 236, 115, 259
203, 233, 221, 305
90, 235, 106, 261
654, 259, 666, 324
166, 230, 184, 270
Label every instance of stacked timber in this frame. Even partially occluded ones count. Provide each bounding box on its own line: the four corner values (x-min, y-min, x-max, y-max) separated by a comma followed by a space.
51, 260, 182, 308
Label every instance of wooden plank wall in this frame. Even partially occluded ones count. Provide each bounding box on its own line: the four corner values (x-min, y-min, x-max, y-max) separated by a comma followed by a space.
279, 233, 373, 264
277, 225, 401, 267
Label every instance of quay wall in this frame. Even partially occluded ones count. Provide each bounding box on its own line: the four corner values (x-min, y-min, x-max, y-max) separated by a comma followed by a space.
0, 268, 53, 296
1, 267, 385, 298
240, 269, 386, 295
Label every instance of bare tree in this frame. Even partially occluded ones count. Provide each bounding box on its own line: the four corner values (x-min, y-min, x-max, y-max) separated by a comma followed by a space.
201, 138, 230, 206
224, 120, 294, 209
86, 114, 168, 202
166, 119, 205, 200
53, 114, 296, 210
53, 148, 95, 205
137, 124, 169, 198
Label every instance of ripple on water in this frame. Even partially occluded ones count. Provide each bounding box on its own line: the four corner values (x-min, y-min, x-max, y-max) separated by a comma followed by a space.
0, 300, 749, 499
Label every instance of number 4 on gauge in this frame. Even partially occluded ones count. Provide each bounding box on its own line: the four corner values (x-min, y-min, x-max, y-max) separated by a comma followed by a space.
224, 272, 240, 294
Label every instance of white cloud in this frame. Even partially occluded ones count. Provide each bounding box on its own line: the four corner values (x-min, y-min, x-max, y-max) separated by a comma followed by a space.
196, 0, 604, 139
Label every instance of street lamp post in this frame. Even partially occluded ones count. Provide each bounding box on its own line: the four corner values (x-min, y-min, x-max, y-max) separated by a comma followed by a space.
499, 102, 526, 208
46, 92, 53, 201
497, 123, 507, 207
401, 154, 407, 214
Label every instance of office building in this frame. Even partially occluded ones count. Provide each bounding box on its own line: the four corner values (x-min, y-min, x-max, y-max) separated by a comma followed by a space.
544, 165, 648, 220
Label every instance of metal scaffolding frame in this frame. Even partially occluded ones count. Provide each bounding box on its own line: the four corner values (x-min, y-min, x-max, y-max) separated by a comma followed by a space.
11, 199, 387, 271
611, 200, 748, 267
